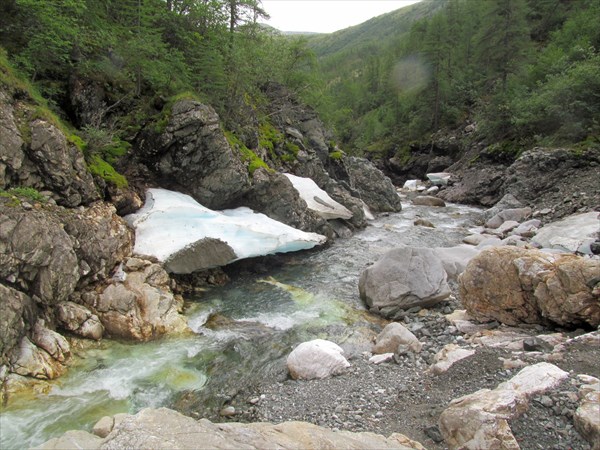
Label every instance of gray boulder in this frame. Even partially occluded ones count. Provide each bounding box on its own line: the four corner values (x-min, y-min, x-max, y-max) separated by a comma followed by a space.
481, 193, 523, 222
532, 212, 599, 254
359, 247, 451, 317
433, 246, 480, 281
485, 207, 532, 229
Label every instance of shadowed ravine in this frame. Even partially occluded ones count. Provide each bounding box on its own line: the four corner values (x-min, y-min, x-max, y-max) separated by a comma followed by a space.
0, 202, 482, 449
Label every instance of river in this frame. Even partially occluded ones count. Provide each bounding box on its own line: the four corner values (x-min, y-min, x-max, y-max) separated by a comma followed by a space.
0, 202, 482, 448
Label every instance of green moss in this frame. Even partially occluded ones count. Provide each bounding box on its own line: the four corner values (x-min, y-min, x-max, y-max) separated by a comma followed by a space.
259, 121, 283, 158
87, 155, 128, 188
67, 134, 87, 152
225, 130, 271, 175
0, 186, 46, 203
329, 150, 343, 160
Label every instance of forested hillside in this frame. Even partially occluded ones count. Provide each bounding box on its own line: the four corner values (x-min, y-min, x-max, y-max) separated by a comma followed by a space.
0, 0, 316, 169
302, 0, 600, 161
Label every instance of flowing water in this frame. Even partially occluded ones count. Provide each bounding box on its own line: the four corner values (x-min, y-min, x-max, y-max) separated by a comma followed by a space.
0, 202, 482, 448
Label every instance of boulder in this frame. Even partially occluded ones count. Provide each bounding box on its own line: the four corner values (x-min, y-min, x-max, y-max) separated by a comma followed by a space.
343, 156, 403, 212
459, 246, 600, 328
83, 259, 189, 341
532, 212, 599, 255
439, 363, 569, 449
412, 195, 446, 207
481, 193, 524, 223
287, 339, 350, 380
485, 207, 532, 229
372, 322, 422, 354
433, 246, 480, 281
429, 344, 475, 375
135, 100, 251, 209
56, 301, 104, 340
359, 247, 451, 317
10, 336, 67, 380
37, 407, 424, 450
30, 320, 70, 364
511, 219, 541, 238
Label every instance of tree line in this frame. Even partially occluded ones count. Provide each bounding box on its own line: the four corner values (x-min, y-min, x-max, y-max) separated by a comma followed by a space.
0, 0, 315, 130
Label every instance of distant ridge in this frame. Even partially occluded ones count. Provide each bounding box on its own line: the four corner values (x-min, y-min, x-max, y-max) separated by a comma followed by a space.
307, 0, 446, 59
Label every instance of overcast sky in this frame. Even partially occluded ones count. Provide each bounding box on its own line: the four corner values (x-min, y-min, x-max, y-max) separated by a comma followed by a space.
261, 0, 422, 33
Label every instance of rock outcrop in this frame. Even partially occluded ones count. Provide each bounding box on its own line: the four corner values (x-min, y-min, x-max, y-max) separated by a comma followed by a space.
460, 246, 600, 328
0, 91, 99, 207
134, 100, 251, 209
80, 258, 189, 341
37, 407, 424, 450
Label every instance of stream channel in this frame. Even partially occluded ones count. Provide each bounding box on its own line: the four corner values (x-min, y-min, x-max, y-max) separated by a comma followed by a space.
0, 202, 482, 448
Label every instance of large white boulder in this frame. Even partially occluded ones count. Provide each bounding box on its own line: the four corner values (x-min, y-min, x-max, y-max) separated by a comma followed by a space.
126, 188, 326, 273
287, 339, 350, 380
283, 174, 353, 220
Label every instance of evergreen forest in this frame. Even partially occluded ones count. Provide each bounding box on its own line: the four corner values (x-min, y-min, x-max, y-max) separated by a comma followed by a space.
1, 0, 599, 168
